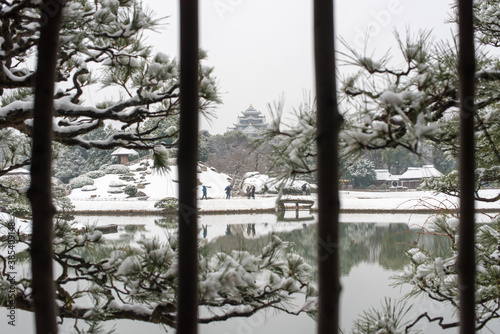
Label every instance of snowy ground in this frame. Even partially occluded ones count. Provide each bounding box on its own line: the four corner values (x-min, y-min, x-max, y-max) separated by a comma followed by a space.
64, 159, 500, 214
70, 192, 493, 213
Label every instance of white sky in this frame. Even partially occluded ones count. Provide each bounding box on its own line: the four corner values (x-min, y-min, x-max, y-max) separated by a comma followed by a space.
144, 0, 455, 134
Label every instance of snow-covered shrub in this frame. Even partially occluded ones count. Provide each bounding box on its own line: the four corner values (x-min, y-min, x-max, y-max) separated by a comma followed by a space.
241, 173, 271, 194
154, 197, 178, 211
264, 178, 315, 195
70, 176, 94, 189
85, 170, 106, 179
81, 185, 97, 192
107, 187, 124, 194
1, 174, 30, 189
54, 197, 75, 221
53, 184, 69, 198
104, 164, 130, 174
281, 181, 305, 195
243, 171, 260, 179
124, 184, 138, 197
7, 202, 31, 218
379, 183, 389, 191
346, 159, 377, 188
108, 180, 126, 187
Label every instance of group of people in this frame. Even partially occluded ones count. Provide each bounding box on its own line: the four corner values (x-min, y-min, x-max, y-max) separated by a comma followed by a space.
201, 184, 256, 199
245, 185, 256, 199
202, 183, 309, 199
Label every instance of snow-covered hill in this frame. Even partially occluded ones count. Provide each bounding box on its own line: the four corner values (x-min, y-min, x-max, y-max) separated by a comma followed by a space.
66, 160, 233, 209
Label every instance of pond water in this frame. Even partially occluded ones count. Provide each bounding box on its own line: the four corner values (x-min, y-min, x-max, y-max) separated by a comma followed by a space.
3, 212, 499, 333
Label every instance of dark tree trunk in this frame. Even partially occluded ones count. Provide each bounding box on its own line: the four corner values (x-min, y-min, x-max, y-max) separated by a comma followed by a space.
27, 1, 65, 333
314, 1, 343, 333
457, 0, 476, 332
176, 1, 199, 333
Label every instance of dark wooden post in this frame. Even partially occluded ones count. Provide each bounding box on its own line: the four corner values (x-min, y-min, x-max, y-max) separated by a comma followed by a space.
27, 0, 65, 333
314, 0, 343, 333
177, 0, 199, 333
457, 0, 476, 332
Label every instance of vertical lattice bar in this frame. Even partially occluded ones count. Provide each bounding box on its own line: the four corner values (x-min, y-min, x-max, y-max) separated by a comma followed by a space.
457, 0, 476, 332
177, 1, 199, 333
28, 1, 65, 333
314, 0, 343, 333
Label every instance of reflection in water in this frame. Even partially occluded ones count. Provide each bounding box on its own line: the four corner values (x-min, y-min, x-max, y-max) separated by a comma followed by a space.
185, 216, 452, 278
225, 224, 232, 236
68, 213, 455, 334
247, 224, 256, 237
90, 212, 452, 281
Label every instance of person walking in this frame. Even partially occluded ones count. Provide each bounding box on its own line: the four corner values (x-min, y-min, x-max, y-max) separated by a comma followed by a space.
201, 185, 208, 200
251, 185, 256, 199
246, 185, 251, 199
225, 184, 232, 199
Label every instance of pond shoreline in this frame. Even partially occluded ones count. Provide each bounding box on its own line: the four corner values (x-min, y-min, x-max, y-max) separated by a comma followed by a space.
69, 190, 500, 216
71, 207, 500, 216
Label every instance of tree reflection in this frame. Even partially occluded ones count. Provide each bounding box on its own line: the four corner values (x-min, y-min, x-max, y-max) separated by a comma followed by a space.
203, 219, 451, 278
1, 212, 455, 332
0, 215, 317, 332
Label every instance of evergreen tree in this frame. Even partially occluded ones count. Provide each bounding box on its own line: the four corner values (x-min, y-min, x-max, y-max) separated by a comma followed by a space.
0, 0, 220, 175
345, 158, 376, 188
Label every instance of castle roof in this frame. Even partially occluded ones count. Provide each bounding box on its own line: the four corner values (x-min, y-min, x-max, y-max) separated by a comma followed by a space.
242, 124, 260, 134
237, 114, 265, 122
245, 105, 257, 112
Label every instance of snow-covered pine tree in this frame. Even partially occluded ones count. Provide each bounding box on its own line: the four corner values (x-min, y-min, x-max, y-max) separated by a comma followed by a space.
390, 216, 500, 331
0, 218, 317, 331
257, 2, 500, 331
345, 158, 376, 188
338, 28, 499, 200
0, 0, 220, 175
259, 28, 499, 201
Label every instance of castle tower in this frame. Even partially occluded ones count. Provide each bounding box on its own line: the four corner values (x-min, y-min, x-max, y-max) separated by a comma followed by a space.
227, 105, 268, 137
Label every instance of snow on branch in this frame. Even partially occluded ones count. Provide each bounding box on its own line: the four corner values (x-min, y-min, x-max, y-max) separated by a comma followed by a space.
0, 219, 316, 330
0, 0, 219, 151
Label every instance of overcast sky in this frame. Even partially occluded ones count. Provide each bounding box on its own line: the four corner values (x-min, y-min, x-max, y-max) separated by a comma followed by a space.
145, 0, 455, 134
